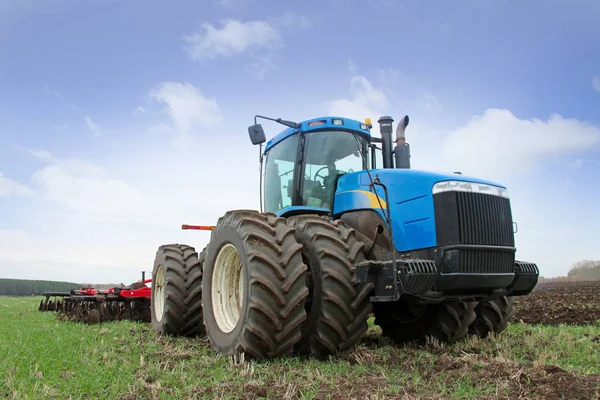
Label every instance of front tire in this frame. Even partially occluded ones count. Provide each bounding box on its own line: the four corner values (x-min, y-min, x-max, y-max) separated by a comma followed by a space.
373, 299, 476, 344
201, 210, 309, 359
151, 244, 205, 337
469, 296, 516, 337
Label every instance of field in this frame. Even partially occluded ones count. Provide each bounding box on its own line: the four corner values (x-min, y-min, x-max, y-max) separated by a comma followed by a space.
1, 281, 599, 400
514, 281, 600, 326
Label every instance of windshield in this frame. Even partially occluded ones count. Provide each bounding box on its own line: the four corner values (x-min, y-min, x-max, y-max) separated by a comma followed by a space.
301, 130, 368, 210
262, 129, 369, 214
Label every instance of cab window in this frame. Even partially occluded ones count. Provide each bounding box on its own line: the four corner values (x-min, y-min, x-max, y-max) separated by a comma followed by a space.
302, 131, 367, 210
262, 134, 299, 213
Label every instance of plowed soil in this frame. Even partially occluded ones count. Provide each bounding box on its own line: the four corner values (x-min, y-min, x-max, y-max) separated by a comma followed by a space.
515, 280, 600, 326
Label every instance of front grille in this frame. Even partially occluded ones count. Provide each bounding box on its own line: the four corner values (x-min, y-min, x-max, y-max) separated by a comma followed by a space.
456, 192, 514, 246
460, 248, 514, 274
434, 191, 514, 247
434, 190, 515, 276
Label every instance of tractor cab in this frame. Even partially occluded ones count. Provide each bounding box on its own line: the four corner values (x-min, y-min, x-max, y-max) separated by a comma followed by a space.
248, 117, 371, 215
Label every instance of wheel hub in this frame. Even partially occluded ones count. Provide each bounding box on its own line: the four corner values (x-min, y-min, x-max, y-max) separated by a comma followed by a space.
211, 243, 245, 333
153, 265, 165, 322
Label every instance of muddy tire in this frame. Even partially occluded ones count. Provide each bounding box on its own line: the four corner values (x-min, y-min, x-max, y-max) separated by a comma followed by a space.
201, 210, 309, 359
287, 215, 374, 358
469, 296, 516, 338
151, 243, 206, 337
373, 299, 476, 344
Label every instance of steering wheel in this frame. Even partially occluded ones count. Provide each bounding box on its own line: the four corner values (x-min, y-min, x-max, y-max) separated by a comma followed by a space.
314, 166, 329, 186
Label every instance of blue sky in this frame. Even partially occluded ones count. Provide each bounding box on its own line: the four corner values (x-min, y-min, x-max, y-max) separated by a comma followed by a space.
1, 0, 599, 283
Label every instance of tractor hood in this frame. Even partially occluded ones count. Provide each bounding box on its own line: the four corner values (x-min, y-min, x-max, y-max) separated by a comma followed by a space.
333, 169, 508, 252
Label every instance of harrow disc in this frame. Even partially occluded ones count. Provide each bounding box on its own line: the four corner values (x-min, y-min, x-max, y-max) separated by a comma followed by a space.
59, 295, 151, 324
38, 292, 70, 312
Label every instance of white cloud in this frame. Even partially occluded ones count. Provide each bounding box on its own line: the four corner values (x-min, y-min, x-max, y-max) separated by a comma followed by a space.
148, 81, 223, 140
443, 109, 600, 179
0, 172, 35, 198
327, 75, 389, 120
4, 140, 261, 283
246, 55, 278, 80
182, 19, 282, 61
134, 106, 146, 115
85, 116, 102, 137
30, 155, 154, 222
29, 149, 59, 163
593, 75, 600, 93
181, 14, 310, 78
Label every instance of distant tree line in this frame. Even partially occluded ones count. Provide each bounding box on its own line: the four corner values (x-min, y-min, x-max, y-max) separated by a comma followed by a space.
568, 260, 600, 280
0, 278, 81, 296
539, 260, 600, 282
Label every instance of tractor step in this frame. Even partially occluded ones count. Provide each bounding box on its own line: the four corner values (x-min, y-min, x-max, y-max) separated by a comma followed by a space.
356, 259, 438, 301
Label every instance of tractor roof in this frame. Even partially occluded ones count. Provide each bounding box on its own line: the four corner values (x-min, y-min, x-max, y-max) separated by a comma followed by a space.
263, 116, 372, 153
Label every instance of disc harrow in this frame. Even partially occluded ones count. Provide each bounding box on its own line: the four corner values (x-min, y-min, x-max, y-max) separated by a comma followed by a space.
39, 287, 97, 312
39, 274, 152, 324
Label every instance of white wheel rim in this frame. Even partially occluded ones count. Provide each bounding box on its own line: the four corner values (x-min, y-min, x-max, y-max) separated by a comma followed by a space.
211, 243, 244, 333
154, 265, 165, 322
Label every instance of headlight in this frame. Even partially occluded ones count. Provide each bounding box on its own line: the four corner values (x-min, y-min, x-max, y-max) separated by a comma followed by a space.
432, 180, 509, 198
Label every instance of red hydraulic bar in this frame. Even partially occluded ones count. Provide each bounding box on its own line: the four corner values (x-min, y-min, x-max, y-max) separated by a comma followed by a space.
182, 224, 215, 231
119, 286, 151, 298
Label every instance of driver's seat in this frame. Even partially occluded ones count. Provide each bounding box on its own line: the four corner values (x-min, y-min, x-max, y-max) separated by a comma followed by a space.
321, 170, 345, 211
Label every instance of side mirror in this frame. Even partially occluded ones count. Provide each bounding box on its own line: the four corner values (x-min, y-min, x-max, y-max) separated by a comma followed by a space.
248, 124, 266, 145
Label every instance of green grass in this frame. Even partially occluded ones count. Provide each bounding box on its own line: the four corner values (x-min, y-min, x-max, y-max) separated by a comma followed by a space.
1, 296, 599, 399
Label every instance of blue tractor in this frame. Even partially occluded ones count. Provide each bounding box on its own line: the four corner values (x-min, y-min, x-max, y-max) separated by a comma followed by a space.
149, 114, 539, 360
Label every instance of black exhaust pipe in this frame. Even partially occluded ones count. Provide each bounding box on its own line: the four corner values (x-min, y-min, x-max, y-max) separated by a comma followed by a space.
378, 116, 394, 169
394, 115, 410, 169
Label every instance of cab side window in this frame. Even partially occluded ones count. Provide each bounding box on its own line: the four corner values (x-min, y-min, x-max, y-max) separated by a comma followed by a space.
263, 135, 299, 214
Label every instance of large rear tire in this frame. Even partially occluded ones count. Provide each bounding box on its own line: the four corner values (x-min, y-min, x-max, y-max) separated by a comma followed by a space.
469, 296, 516, 337
151, 244, 206, 337
288, 215, 374, 358
201, 210, 309, 359
373, 299, 476, 344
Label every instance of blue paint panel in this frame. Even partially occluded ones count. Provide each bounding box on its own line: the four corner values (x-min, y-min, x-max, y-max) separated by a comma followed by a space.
264, 116, 371, 152
333, 168, 507, 252
333, 191, 380, 212
395, 194, 436, 250
333, 188, 389, 223
276, 205, 330, 218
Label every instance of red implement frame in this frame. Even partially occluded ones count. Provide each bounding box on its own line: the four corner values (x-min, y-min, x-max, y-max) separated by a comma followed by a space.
181, 224, 215, 231
116, 278, 152, 298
